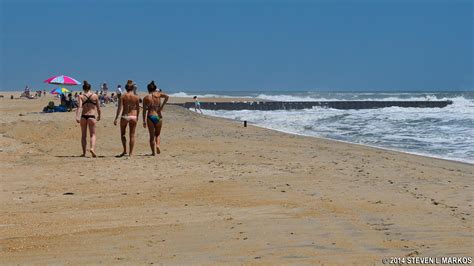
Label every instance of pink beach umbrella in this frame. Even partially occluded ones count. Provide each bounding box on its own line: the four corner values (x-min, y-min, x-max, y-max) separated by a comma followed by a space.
44, 75, 81, 86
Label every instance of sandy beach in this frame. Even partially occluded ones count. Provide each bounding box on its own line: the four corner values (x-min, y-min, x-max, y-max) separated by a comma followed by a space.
0, 93, 472, 264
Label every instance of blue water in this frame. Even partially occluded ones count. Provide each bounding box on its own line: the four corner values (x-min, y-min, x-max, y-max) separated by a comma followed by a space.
171, 91, 474, 164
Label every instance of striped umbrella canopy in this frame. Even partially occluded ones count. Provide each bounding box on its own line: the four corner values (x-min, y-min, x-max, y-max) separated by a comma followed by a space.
44, 75, 80, 85
50, 87, 71, 94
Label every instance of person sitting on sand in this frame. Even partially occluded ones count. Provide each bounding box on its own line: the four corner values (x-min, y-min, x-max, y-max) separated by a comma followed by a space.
43, 101, 55, 113
65, 93, 72, 111
60, 93, 66, 106
76, 81, 101, 157
193, 96, 203, 114
142, 80, 169, 156
42, 101, 67, 112
110, 92, 116, 103
20, 92, 36, 99
72, 97, 78, 109
114, 80, 140, 157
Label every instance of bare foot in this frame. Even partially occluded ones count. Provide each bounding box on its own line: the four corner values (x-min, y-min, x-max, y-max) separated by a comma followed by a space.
80, 154, 86, 157
156, 146, 161, 154
90, 149, 97, 158
116, 152, 127, 158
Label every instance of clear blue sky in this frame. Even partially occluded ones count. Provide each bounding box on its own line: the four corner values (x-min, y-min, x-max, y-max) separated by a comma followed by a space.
1, 0, 472, 92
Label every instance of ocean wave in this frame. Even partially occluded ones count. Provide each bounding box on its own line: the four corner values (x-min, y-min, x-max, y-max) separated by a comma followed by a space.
201, 97, 473, 164
169, 92, 253, 98
255, 94, 474, 103
222, 116, 474, 164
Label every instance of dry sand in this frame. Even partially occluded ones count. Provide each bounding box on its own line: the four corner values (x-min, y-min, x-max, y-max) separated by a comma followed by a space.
0, 93, 473, 264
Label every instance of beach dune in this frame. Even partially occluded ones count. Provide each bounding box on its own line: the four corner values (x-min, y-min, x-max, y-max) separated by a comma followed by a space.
0, 95, 472, 264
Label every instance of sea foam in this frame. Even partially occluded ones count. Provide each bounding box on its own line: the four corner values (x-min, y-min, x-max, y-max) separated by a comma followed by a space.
197, 92, 474, 164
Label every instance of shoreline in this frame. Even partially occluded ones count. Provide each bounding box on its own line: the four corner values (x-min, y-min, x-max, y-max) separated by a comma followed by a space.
236, 120, 474, 165
187, 107, 473, 165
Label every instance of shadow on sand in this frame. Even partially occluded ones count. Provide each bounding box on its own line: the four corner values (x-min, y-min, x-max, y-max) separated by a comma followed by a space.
55, 154, 158, 158
55, 155, 109, 158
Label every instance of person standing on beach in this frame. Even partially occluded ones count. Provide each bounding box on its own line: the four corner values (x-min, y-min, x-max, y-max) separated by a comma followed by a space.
101, 82, 108, 94
114, 80, 140, 157
132, 82, 138, 96
75, 81, 101, 157
143, 81, 169, 155
116, 85, 123, 98
193, 96, 203, 114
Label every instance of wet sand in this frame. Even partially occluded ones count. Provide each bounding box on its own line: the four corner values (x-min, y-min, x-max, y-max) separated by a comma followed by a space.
0, 93, 472, 264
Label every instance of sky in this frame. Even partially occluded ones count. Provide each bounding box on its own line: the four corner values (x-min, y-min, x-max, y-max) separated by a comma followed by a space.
1, 0, 472, 92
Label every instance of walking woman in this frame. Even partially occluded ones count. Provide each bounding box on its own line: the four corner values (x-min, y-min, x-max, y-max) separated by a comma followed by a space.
114, 80, 140, 157
143, 81, 169, 156
76, 81, 101, 157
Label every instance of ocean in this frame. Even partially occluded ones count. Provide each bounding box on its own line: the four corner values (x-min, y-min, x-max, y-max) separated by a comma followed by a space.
170, 91, 474, 164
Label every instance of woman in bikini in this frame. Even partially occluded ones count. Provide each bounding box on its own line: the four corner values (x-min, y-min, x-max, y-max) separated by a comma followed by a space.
75, 81, 101, 157
114, 80, 140, 157
143, 81, 169, 156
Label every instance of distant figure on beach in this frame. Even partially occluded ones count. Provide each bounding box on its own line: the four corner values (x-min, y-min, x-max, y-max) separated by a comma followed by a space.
132, 83, 138, 95
143, 81, 169, 155
65, 93, 72, 111
44, 101, 55, 112
101, 82, 108, 94
20, 86, 36, 99
110, 93, 117, 103
43, 101, 67, 112
71, 93, 78, 109
115, 85, 122, 107
24, 86, 30, 96
116, 85, 123, 98
76, 81, 101, 157
60, 93, 67, 106
98, 92, 105, 106
114, 80, 140, 157
193, 96, 203, 114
